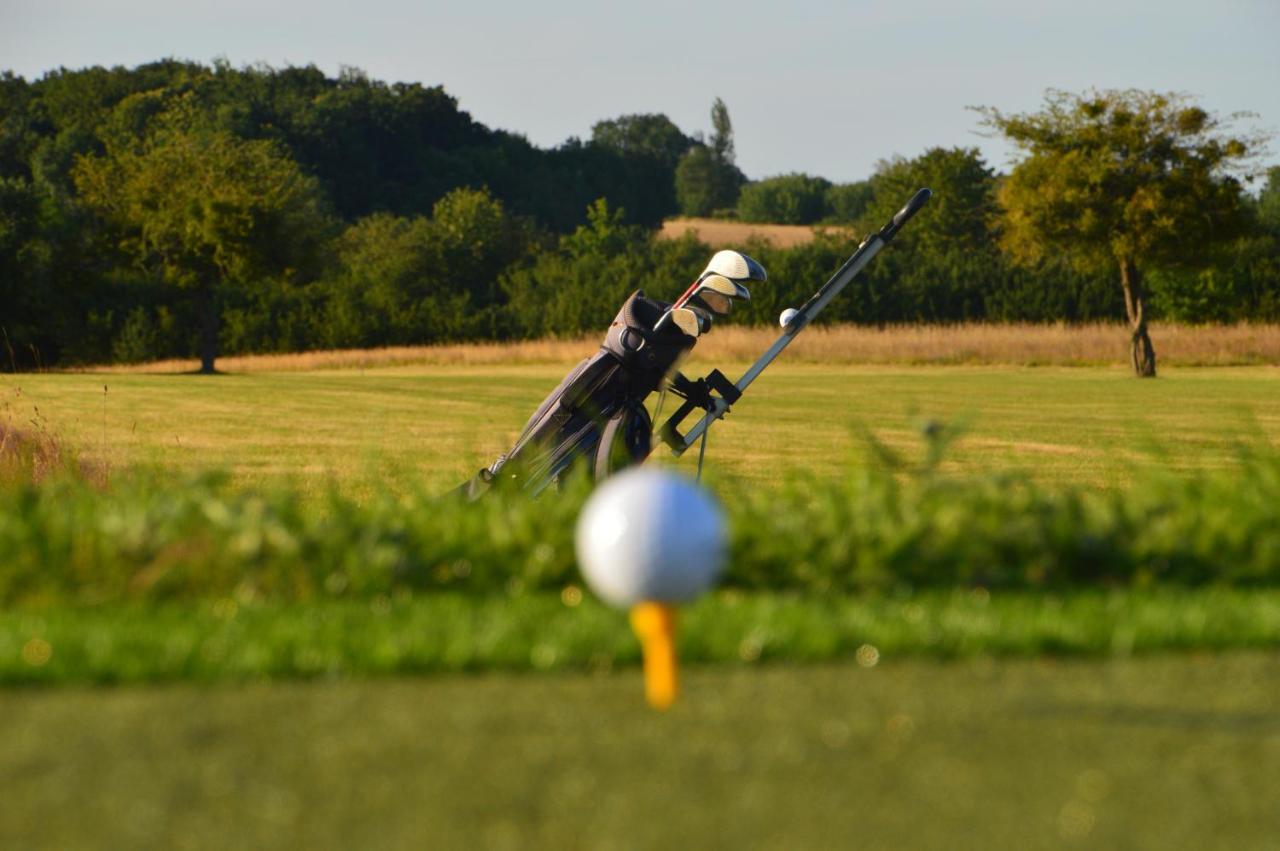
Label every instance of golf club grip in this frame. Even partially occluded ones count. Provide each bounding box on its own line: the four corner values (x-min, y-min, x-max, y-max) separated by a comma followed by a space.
892, 188, 933, 229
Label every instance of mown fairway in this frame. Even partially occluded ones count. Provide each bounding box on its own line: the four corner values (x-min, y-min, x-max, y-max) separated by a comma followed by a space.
3, 654, 1277, 850
6, 363, 1279, 495
4, 360, 1280, 850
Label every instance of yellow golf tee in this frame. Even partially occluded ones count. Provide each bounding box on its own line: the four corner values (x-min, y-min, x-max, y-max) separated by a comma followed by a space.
630, 602, 677, 710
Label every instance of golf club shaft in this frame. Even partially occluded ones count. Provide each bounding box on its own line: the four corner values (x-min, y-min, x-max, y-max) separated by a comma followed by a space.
662, 187, 931, 457
652, 277, 709, 332
670, 234, 887, 454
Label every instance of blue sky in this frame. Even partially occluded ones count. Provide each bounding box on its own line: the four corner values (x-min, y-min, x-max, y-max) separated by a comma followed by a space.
4, 0, 1277, 182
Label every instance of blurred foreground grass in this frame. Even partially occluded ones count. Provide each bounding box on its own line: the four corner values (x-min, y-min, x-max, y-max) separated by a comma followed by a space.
3, 654, 1276, 850
4, 590, 1279, 684
4, 442, 1280, 608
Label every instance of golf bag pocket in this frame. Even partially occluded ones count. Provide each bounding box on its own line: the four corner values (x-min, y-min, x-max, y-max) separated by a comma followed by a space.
604, 291, 696, 384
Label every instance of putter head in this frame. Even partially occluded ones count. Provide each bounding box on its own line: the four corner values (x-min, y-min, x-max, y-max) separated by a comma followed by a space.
701, 250, 768, 285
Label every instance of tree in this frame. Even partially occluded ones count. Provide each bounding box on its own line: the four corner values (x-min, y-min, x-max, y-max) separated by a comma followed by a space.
426, 186, 535, 335
675, 145, 721, 217
710, 97, 735, 164
321, 187, 534, 346
861, 148, 997, 257
74, 97, 330, 372
0, 177, 47, 367
590, 113, 693, 172
977, 90, 1259, 376
674, 98, 745, 216
1147, 166, 1280, 323
1259, 166, 1280, 234
737, 173, 832, 224
501, 198, 652, 337
850, 148, 1005, 322
825, 181, 874, 223
589, 113, 694, 222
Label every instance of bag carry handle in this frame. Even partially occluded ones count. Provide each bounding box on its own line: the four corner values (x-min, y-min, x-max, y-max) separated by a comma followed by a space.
658, 369, 742, 451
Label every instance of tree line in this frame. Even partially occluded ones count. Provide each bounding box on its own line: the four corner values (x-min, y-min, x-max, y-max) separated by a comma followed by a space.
1, 61, 1277, 372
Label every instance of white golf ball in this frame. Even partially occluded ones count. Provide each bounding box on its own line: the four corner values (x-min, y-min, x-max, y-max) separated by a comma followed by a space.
779, 308, 799, 328
575, 468, 727, 607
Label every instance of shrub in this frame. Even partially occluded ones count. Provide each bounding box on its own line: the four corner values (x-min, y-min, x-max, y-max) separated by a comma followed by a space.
737, 173, 832, 224
4, 431, 1280, 606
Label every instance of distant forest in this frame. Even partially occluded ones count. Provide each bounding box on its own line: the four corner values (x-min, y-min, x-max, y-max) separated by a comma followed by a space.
1, 61, 1278, 369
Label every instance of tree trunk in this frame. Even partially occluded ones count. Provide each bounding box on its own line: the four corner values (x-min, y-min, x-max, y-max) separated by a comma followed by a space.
197, 282, 219, 374
1119, 259, 1157, 378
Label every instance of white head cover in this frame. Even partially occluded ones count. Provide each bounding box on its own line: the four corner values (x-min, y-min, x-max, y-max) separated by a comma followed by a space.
702, 250, 768, 285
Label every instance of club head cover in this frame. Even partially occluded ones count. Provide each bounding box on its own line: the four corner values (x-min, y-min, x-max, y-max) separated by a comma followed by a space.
700, 250, 767, 285
668, 307, 704, 337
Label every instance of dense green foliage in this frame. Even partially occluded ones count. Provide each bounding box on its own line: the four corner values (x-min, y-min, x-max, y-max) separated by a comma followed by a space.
737, 173, 832, 224
1, 65, 1278, 368
824, 179, 875, 222
500, 199, 711, 337
4, 438, 1279, 607
736, 174, 880, 225
73, 97, 332, 371
0, 61, 697, 366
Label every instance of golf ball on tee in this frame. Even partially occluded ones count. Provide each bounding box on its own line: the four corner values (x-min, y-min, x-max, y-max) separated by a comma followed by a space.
779, 308, 799, 328
575, 468, 727, 607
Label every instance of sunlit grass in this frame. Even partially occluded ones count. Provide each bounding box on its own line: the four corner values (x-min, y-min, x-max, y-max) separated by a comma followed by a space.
5, 364, 1279, 495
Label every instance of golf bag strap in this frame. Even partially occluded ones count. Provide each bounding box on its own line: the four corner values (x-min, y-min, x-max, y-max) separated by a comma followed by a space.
659, 369, 740, 451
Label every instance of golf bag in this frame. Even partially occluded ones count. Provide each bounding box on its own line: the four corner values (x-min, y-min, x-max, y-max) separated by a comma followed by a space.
459, 291, 698, 497
458, 189, 933, 499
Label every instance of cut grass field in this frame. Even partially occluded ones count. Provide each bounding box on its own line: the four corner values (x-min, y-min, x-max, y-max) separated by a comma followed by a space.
7, 362, 1278, 494
5, 353, 1280, 849
658, 216, 839, 247
4, 653, 1277, 850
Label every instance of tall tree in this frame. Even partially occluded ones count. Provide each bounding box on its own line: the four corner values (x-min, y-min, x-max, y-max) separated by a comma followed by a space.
977, 90, 1259, 376
74, 97, 330, 373
1259, 166, 1280, 234
710, 97, 735, 164
674, 97, 745, 216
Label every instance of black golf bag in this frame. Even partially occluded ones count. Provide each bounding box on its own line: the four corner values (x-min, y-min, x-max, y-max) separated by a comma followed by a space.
456, 190, 934, 499
460, 291, 698, 497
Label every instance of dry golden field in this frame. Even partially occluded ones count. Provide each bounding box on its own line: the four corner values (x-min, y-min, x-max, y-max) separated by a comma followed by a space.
658, 217, 842, 247
80, 322, 1280, 374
